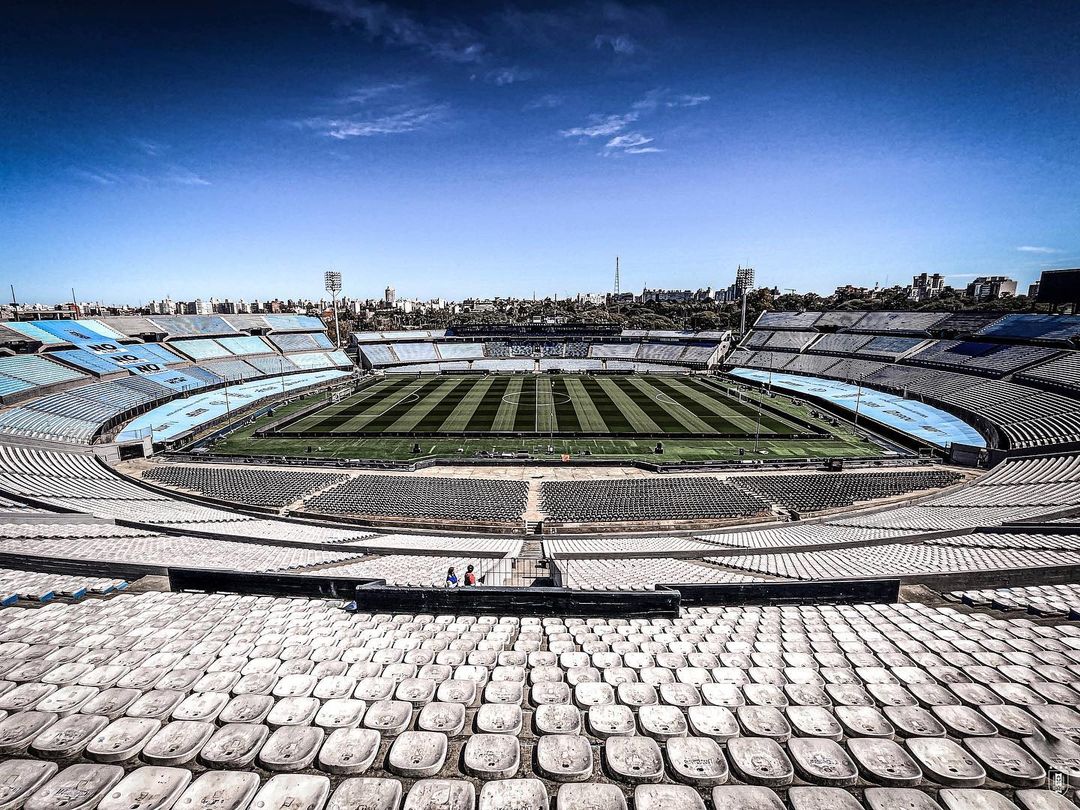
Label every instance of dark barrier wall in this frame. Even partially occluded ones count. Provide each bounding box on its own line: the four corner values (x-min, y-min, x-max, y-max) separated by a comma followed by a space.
170, 568, 904, 615
350, 583, 680, 618
671, 578, 901, 606
169, 568, 383, 600
169, 567, 679, 617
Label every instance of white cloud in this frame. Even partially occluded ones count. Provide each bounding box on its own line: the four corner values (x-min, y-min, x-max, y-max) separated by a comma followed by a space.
524, 93, 564, 111
129, 137, 166, 156
593, 33, 638, 55
304, 104, 449, 139
668, 93, 710, 107
606, 133, 652, 149
1017, 245, 1061, 254
485, 66, 532, 86
73, 165, 209, 187
560, 112, 639, 139
603, 132, 661, 157
338, 81, 412, 105
164, 166, 212, 186
296, 0, 485, 64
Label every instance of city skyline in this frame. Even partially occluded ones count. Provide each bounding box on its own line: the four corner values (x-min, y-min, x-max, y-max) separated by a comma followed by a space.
3, 1, 1078, 302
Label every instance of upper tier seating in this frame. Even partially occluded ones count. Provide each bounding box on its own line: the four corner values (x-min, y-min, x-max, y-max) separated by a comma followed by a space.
260, 314, 326, 332
847, 312, 949, 334
679, 344, 719, 364
393, 343, 439, 362
217, 336, 275, 356
744, 331, 818, 351
50, 343, 186, 377
198, 358, 264, 380
1015, 351, 1080, 395
806, 333, 872, 355
541, 478, 771, 523
360, 344, 399, 366
245, 355, 301, 375
0, 355, 87, 393
975, 313, 1080, 344
147, 315, 236, 337
904, 340, 1059, 377
436, 343, 486, 360
931, 312, 1003, 335
270, 332, 335, 352
171, 339, 232, 361
755, 311, 822, 329
812, 311, 867, 329
853, 336, 926, 360
589, 343, 641, 359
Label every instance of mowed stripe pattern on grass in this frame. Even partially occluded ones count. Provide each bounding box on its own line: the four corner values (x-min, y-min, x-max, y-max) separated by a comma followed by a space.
282, 374, 809, 436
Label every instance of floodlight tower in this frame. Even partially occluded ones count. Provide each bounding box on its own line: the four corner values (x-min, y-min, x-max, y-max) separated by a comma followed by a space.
324, 270, 343, 347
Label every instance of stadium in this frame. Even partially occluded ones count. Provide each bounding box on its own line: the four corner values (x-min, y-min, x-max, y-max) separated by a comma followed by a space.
0, 307, 1078, 808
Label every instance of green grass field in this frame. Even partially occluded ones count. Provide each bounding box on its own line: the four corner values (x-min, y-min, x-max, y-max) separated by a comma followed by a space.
206, 374, 881, 462
276, 374, 811, 437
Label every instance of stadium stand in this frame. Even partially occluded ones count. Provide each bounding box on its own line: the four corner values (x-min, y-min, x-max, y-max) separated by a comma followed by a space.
813, 311, 867, 330
544, 536, 724, 557
217, 336, 275, 356
904, 340, 1060, 377
170, 338, 233, 361
805, 333, 873, 355
0, 595, 1076, 805
540, 478, 771, 523
269, 331, 335, 352
143, 465, 348, 508
197, 358, 263, 380
0, 593, 1077, 807
393, 342, 440, 363
952, 582, 1080, 616
0, 354, 87, 393
558, 557, 766, 590
303, 475, 529, 523
0, 566, 125, 602
359, 344, 400, 367
974, 313, 1080, 344
755, 311, 822, 329
1015, 351, 1080, 395
732, 469, 962, 513
588, 343, 641, 359
147, 315, 237, 337
744, 331, 819, 351
730, 310, 1080, 450
309, 554, 513, 586
847, 311, 949, 334
0, 531, 363, 572
245, 354, 300, 375
717, 541, 1080, 580
436, 343, 486, 360
853, 336, 927, 360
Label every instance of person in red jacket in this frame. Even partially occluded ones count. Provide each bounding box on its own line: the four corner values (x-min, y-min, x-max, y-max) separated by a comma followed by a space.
463, 565, 477, 586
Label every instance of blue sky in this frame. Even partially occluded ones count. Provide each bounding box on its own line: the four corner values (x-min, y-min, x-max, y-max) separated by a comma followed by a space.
2, 1, 1078, 305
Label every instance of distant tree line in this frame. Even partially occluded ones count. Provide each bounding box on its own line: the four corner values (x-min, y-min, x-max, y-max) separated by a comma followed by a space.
335, 286, 1040, 336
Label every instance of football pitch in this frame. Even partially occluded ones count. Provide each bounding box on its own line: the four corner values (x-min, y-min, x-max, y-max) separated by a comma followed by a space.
274, 374, 819, 438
